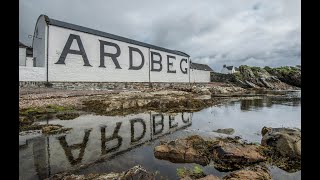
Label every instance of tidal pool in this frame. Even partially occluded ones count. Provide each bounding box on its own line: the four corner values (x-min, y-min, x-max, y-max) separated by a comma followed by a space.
19, 91, 301, 180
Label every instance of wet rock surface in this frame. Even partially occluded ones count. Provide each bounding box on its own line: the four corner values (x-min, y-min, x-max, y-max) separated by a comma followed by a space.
154, 135, 211, 165
46, 165, 158, 180
81, 90, 229, 116
222, 164, 271, 180
211, 141, 266, 171
261, 126, 301, 159
154, 135, 266, 171
212, 128, 235, 135
56, 112, 80, 120
260, 127, 301, 172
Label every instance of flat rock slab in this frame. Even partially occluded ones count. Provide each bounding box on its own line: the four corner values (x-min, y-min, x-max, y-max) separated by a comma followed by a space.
154, 135, 210, 165
212, 141, 266, 171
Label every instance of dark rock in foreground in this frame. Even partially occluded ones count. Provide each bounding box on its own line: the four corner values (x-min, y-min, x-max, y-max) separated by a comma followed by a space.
46, 165, 157, 180
211, 141, 266, 171
222, 164, 271, 180
261, 127, 301, 160
260, 127, 301, 172
154, 135, 210, 165
154, 135, 266, 171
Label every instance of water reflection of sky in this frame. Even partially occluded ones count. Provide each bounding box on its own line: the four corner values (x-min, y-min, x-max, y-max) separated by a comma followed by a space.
191, 99, 301, 143
19, 95, 301, 180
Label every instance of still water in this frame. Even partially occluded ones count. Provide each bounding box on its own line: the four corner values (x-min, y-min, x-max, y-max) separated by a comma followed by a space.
19, 91, 301, 180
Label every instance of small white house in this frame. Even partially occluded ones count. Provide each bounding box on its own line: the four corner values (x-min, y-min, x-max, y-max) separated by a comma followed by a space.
221, 64, 236, 74
19, 42, 28, 66
19, 42, 34, 67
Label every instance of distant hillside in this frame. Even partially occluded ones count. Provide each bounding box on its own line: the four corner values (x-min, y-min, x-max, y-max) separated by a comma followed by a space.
211, 65, 301, 89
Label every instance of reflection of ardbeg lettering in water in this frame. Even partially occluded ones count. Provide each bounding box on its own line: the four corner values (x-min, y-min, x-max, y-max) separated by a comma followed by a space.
130, 118, 146, 144
152, 114, 164, 135
182, 112, 190, 123
101, 122, 123, 155
53, 112, 192, 167
33, 137, 49, 180
169, 115, 178, 129
57, 129, 92, 165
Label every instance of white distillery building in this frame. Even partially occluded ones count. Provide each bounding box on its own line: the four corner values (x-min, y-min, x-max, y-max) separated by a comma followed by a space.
19, 15, 212, 83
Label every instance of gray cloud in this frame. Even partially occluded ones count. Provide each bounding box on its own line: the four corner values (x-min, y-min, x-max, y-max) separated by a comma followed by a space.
19, 0, 300, 71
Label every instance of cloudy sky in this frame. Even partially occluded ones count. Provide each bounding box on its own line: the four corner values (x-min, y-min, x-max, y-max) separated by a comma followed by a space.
19, 0, 300, 71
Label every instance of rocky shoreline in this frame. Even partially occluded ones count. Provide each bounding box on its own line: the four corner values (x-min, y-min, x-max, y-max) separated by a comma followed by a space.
19, 83, 300, 134
19, 81, 301, 179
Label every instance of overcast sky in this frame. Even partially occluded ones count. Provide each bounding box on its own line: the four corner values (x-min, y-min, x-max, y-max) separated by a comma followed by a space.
19, 0, 300, 71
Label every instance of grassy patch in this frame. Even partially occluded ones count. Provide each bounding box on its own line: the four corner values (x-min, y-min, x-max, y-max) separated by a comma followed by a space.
264, 66, 300, 76
233, 71, 243, 81
177, 166, 205, 179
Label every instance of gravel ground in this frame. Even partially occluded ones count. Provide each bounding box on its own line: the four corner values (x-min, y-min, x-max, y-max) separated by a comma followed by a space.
19, 87, 132, 109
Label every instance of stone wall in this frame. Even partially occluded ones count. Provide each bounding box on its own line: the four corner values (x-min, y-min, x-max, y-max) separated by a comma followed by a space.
19, 81, 211, 90
210, 72, 236, 83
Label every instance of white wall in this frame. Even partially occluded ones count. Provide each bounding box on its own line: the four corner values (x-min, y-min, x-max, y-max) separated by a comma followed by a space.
32, 15, 47, 67
190, 69, 211, 82
26, 57, 34, 67
48, 26, 151, 82
47, 25, 190, 82
19, 66, 46, 81
19, 48, 26, 66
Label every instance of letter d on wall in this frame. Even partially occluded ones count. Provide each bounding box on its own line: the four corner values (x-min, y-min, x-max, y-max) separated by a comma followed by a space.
128, 46, 145, 70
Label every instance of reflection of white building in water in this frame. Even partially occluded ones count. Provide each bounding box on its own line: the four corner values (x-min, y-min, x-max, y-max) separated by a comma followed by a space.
19, 112, 192, 180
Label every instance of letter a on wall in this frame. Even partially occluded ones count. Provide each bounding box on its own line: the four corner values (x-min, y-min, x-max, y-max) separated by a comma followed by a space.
56, 34, 92, 66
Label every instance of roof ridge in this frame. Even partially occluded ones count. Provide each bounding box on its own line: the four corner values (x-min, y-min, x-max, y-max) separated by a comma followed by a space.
42, 15, 189, 58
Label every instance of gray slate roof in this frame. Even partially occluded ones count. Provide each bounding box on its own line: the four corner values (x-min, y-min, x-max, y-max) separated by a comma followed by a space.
190, 62, 213, 71
226, 66, 234, 70
42, 15, 189, 58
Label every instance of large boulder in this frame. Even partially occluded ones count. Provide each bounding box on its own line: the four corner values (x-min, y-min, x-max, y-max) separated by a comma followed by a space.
211, 141, 266, 171
261, 127, 301, 160
222, 164, 271, 180
154, 135, 210, 165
